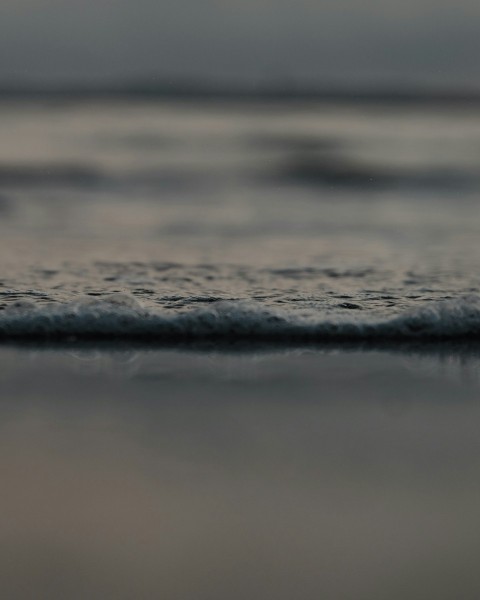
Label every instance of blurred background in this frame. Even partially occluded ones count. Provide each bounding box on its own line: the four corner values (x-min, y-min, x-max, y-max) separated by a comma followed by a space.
1, 0, 480, 311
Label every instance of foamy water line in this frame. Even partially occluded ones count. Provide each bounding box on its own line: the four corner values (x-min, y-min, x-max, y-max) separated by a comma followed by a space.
1, 294, 480, 341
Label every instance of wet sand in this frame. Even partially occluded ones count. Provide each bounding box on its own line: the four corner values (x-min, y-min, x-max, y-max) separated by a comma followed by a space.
1, 344, 480, 599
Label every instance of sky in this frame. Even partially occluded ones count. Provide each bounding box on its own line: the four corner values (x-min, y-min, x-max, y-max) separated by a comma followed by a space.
0, 0, 479, 88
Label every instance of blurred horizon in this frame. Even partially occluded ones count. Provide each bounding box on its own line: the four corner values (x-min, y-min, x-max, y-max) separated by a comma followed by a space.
3, 77, 480, 105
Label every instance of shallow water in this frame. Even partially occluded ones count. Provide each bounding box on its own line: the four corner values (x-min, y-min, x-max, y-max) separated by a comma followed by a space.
1, 99, 480, 337
1, 345, 480, 599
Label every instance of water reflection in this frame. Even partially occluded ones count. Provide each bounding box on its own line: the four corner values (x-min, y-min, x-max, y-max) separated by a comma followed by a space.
0, 345, 479, 599
33, 339, 480, 388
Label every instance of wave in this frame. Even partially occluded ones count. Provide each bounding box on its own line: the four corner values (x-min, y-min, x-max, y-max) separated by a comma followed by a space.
0, 164, 104, 187
0, 163, 216, 193
1, 156, 475, 195
3, 84, 480, 106
1, 294, 480, 342
267, 155, 476, 190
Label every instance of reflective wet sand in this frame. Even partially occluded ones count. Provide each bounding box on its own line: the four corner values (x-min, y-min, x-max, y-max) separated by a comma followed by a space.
0, 346, 479, 599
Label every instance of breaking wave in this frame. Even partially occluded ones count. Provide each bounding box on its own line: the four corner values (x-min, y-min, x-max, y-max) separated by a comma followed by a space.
2, 294, 480, 342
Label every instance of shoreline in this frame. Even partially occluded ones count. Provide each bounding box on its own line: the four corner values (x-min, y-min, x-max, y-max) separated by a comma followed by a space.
2, 336, 480, 360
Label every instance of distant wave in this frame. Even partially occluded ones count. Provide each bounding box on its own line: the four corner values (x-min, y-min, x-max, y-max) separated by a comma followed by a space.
0, 164, 104, 187
0, 163, 207, 190
267, 155, 476, 190
0, 155, 476, 194
1, 294, 480, 341
3, 84, 480, 107
245, 132, 479, 190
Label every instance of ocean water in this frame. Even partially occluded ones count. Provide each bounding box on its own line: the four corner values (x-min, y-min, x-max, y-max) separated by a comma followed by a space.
2, 98, 480, 341
3, 97, 480, 599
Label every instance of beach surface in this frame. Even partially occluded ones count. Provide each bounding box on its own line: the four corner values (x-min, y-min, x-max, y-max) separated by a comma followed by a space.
1, 344, 480, 599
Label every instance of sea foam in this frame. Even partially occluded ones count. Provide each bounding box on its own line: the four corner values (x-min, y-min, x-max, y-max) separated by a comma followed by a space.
1, 293, 480, 341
